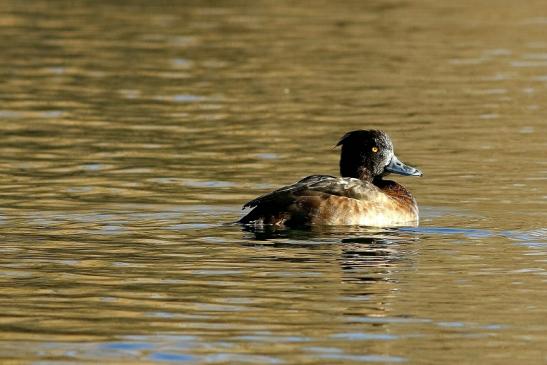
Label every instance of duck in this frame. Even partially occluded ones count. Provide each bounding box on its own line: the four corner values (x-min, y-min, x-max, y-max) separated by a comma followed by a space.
238, 129, 422, 228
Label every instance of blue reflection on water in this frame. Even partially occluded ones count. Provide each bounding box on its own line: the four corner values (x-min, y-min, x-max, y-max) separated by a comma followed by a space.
149, 352, 195, 362
100, 342, 153, 351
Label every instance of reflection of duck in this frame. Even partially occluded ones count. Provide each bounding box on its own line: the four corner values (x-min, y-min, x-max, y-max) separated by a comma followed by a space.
239, 226, 418, 292
239, 130, 422, 228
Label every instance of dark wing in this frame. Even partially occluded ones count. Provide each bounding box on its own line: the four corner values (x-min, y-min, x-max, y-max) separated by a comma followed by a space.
239, 175, 384, 225
242, 175, 336, 209
243, 175, 379, 209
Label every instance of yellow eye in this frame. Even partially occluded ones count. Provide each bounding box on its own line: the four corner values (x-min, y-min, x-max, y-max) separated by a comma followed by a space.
372, 146, 379, 153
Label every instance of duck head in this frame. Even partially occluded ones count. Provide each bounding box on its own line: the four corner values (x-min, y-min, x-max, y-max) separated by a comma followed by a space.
336, 129, 422, 182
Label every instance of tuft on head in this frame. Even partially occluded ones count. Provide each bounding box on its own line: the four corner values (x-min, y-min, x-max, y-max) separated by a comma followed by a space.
336, 129, 393, 150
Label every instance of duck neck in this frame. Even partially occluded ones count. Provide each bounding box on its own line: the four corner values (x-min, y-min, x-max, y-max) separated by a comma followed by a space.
372, 176, 385, 185
340, 163, 374, 182
339, 149, 376, 182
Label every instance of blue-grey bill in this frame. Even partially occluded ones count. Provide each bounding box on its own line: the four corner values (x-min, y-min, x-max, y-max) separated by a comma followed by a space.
385, 155, 422, 176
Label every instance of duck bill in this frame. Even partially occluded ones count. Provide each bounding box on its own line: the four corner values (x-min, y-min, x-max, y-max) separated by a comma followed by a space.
385, 155, 422, 176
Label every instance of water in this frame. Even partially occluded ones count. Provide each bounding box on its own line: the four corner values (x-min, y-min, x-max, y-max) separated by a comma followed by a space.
0, 0, 546, 363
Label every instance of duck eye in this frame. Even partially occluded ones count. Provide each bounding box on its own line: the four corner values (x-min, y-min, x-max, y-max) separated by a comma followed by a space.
371, 146, 379, 153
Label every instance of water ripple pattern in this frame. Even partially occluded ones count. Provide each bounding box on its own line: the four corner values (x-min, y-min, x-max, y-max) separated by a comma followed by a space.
0, 0, 545, 364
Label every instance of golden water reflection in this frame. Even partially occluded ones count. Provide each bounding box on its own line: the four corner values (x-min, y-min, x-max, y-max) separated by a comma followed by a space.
0, 0, 545, 363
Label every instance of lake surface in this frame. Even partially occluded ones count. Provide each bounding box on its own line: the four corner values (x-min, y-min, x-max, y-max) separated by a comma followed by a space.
0, 0, 545, 363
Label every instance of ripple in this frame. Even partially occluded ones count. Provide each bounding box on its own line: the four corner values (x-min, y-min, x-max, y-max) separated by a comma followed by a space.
149, 352, 195, 362
330, 332, 398, 340
317, 353, 407, 363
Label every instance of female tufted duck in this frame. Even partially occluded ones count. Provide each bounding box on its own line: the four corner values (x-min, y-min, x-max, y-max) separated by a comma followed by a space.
239, 130, 422, 227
